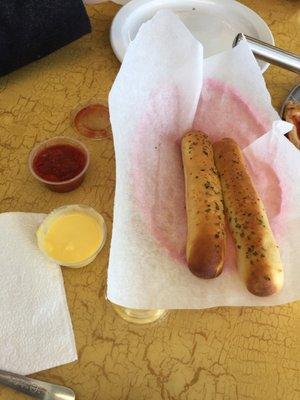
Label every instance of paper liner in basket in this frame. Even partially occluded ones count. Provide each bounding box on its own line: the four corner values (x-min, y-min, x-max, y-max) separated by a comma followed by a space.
108, 10, 299, 309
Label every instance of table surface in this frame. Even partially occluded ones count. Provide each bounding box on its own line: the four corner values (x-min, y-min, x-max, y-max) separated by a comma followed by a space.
0, 1, 299, 399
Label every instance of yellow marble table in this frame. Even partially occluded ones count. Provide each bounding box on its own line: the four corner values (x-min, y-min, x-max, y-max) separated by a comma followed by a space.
0, 1, 299, 399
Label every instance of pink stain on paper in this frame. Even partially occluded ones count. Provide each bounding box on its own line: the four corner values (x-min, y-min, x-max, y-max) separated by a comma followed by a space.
131, 78, 284, 266
193, 78, 271, 147
131, 85, 187, 264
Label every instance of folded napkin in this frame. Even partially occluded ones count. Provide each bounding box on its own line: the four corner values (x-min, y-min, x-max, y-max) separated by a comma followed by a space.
108, 10, 300, 309
0, 0, 91, 77
0, 212, 77, 375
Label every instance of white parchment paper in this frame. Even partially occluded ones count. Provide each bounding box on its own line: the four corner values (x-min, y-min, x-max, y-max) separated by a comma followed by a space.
108, 10, 299, 309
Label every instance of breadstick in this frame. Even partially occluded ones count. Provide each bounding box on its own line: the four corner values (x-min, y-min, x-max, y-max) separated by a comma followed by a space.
181, 131, 226, 278
213, 138, 284, 296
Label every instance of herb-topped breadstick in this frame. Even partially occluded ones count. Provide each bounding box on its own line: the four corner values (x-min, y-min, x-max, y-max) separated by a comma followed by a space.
181, 131, 226, 278
213, 138, 284, 296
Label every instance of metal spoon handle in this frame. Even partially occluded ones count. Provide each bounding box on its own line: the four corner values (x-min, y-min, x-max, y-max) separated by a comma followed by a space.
0, 369, 75, 400
233, 33, 300, 74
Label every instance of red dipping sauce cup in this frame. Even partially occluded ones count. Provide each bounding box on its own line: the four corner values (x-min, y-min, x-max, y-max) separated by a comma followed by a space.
29, 137, 90, 192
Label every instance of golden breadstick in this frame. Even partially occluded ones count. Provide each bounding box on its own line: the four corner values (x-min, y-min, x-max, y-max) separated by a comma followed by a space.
182, 131, 226, 278
213, 138, 284, 296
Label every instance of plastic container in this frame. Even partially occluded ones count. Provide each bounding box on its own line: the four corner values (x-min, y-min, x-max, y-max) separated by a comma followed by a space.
29, 137, 90, 192
37, 205, 106, 268
71, 102, 111, 140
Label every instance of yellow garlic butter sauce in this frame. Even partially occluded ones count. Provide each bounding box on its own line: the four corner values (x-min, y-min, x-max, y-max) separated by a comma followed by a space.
37, 206, 105, 266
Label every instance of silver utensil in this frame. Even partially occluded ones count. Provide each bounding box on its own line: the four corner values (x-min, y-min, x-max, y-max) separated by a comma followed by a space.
233, 33, 300, 74
0, 369, 75, 400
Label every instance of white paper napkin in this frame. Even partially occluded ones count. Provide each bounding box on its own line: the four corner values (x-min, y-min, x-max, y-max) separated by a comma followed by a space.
108, 10, 299, 309
0, 212, 77, 375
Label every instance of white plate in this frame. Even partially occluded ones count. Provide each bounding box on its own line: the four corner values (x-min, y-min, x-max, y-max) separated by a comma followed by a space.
110, 0, 274, 72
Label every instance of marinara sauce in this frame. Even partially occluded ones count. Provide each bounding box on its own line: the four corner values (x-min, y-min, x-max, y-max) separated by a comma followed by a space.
30, 139, 89, 192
